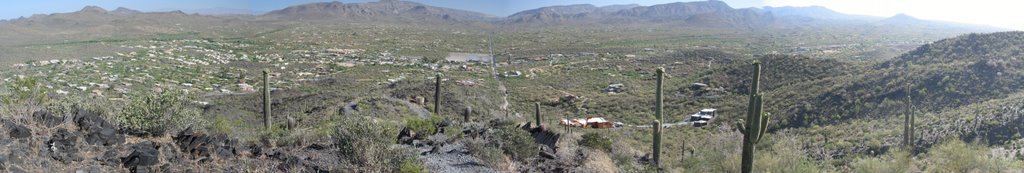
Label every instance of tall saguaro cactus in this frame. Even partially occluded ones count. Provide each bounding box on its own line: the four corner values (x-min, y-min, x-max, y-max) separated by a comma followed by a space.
535, 102, 542, 128
434, 73, 442, 115
904, 84, 915, 152
738, 61, 770, 173
652, 67, 665, 166
263, 69, 272, 130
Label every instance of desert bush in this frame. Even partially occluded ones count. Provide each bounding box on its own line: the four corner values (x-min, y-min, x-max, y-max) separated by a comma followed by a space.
579, 132, 612, 152
466, 137, 508, 168
444, 125, 462, 140
492, 124, 538, 161
117, 89, 202, 135
924, 139, 1023, 172
404, 115, 439, 136
849, 149, 914, 173
398, 161, 427, 173
0, 76, 49, 119
754, 135, 819, 173
680, 125, 743, 172
335, 116, 418, 172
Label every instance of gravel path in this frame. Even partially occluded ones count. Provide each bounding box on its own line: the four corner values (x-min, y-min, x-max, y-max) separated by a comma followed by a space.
421, 142, 502, 173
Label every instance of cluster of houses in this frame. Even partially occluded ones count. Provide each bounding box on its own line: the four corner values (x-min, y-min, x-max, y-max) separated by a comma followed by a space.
5, 39, 410, 100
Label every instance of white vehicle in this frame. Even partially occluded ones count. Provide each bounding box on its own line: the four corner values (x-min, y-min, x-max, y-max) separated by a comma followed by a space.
690, 109, 717, 121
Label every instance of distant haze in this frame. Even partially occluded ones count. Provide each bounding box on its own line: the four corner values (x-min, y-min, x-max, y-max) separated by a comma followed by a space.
1, 0, 1020, 30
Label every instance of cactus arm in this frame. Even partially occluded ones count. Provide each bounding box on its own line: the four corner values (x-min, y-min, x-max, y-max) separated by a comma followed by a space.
736, 119, 746, 135
757, 113, 770, 143
653, 119, 662, 166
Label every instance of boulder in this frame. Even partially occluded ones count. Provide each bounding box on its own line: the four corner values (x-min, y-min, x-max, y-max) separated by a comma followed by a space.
173, 127, 215, 159
85, 127, 124, 146
397, 127, 416, 144
6, 122, 31, 139
96, 150, 121, 166
48, 129, 82, 163
123, 141, 161, 168
32, 110, 62, 127
74, 110, 125, 146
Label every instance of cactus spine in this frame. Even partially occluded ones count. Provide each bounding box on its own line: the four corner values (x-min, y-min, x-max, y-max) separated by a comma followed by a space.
263, 69, 272, 130
652, 67, 665, 166
740, 61, 770, 173
434, 73, 442, 115
535, 102, 542, 128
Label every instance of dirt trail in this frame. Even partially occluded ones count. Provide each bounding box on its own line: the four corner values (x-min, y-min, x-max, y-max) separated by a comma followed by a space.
487, 36, 512, 118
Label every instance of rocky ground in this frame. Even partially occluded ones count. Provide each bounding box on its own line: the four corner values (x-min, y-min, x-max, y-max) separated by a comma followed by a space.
0, 109, 341, 172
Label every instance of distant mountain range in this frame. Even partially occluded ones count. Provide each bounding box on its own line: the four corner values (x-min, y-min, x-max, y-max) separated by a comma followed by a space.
504, 0, 773, 28
0, 0, 1008, 44
261, 0, 498, 22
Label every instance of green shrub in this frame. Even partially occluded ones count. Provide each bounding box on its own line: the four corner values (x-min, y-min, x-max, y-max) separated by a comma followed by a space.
336, 116, 416, 172
405, 116, 438, 136
208, 116, 233, 135
579, 132, 612, 152
444, 125, 462, 140
466, 138, 507, 168
492, 124, 538, 161
398, 161, 427, 173
0, 76, 49, 118
117, 89, 202, 134
850, 149, 913, 173
924, 139, 1023, 172
754, 134, 818, 173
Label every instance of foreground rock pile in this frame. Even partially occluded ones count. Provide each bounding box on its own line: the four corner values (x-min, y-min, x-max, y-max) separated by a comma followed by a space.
0, 109, 342, 172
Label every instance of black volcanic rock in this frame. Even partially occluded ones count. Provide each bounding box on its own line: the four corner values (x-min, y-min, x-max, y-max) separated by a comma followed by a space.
32, 110, 62, 127
172, 127, 214, 158
123, 141, 161, 169
48, 129, 82, 163
5, 121, 31, 139
71, 110, 125, 146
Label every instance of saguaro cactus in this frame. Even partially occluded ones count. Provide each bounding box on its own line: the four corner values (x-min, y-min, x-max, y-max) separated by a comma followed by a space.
904, 84, 915, 152
655, 67, 665, 121
464, 106, 472, 122
652, 67, 665, 166
263, 69, 272, 130
434, 73, 442, 115
535, 102, 542, 128
653, 120, 662, 166
738, 61, 770, 173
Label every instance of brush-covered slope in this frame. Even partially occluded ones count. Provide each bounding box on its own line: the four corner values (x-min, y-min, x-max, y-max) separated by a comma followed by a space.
782, 32, 1024, 127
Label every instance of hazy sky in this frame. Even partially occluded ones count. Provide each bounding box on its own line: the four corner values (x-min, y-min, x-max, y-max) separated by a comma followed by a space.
1, 0, 1020, 30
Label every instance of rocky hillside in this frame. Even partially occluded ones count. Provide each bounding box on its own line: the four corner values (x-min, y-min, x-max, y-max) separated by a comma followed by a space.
0, 109, 344, 172
779, 32, 1024, 127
